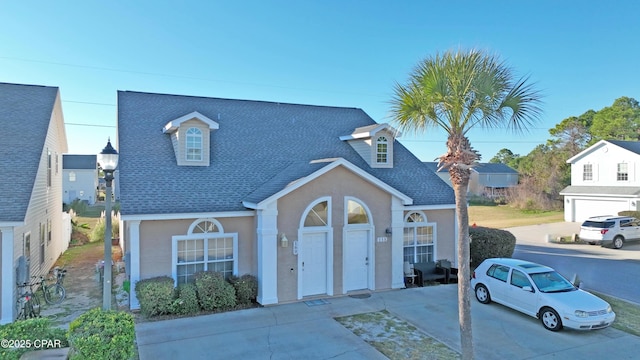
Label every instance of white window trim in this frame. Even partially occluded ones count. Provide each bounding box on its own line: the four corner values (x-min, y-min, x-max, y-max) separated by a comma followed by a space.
403, 211, 437, 264
375, 136, 388, 164
185, 127, 203, 162
171, 218, 238, 286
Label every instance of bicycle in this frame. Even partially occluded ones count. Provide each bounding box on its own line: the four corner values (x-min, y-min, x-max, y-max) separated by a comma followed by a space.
36, 267, 67, 305
16, 282, 41, 320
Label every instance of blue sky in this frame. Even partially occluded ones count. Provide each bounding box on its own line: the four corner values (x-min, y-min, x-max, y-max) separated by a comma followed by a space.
1, 2, 639, 161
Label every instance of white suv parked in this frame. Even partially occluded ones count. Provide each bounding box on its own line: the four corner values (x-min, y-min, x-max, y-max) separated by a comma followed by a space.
579, 215, 640, 249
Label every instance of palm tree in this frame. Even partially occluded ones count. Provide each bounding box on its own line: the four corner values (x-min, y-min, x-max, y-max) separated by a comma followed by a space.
390, 49, 542, 360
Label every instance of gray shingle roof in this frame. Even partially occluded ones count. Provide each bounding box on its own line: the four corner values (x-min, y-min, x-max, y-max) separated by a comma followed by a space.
472, 163, 518, 174
117, 91, 454, 215
63, 154, 97, 170
0, 83, 59, 222
608, 140, 640, 155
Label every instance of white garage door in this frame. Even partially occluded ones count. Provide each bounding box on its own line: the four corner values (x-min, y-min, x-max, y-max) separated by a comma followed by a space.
574, 199, 629, 222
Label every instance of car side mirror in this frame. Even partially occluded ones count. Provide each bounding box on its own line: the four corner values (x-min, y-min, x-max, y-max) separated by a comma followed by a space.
522, 286, 534, 292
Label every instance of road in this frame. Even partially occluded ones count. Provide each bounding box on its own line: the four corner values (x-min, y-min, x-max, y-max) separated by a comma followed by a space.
507, 222, 640, 305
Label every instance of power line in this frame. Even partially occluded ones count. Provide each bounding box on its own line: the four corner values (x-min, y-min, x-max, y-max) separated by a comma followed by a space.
65, 123, 115, 128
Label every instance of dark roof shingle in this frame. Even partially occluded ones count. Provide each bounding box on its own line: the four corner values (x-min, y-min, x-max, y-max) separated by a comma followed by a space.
0, 83, 59, 222
117, 91, 454, 215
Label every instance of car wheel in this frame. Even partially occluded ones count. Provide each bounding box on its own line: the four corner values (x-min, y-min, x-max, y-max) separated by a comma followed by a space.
540, 307, 562, 331
613, 236, 624, 249
475, 284, 491, 304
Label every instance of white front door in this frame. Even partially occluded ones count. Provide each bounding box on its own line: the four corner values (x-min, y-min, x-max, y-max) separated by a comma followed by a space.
301, 232, 327, 296
344, 229, 369, 291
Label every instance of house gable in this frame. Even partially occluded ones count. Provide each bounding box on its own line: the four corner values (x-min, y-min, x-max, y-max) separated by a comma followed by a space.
561, 139, 640, 221
242, 158, 413, 210
340, 124, 400, 168
163, 111, 219, 166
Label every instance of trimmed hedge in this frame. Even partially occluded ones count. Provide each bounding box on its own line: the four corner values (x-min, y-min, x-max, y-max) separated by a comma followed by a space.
67, 308, 135, 360
135, 276, 175, 317
229, 274, 258, 305
0, 318, 68, 360
618, 211, 640, 218
469, 226, 516, 267
194, 271, 237, 311
172, 283, 200, 315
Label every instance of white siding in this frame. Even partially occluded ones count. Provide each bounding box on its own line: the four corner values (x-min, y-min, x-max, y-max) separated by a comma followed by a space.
571, 143, 640, 187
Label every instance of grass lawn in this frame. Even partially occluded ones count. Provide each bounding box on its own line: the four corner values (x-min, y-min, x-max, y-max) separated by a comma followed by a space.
468, 205, 563, 228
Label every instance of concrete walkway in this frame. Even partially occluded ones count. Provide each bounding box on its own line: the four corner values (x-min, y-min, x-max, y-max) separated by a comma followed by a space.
135, 285, 640, 359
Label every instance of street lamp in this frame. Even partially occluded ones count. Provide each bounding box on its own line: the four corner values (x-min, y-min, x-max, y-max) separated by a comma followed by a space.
97, 139, 118, 311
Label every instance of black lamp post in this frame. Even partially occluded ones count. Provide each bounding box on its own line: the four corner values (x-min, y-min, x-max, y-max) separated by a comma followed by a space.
97, 139, 118, 311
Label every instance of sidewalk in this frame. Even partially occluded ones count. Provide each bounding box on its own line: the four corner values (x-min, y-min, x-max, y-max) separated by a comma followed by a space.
136, 285, 640, 360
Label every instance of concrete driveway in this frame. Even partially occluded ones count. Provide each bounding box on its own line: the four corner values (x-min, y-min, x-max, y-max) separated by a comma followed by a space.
135, 285, 640, 359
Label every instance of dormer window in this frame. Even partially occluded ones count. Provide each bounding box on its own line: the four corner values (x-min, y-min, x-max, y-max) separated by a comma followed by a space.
163, 111, 219, 167
186, 127, 203, 161
376, 136, 388, 164
340, 123, 399, 169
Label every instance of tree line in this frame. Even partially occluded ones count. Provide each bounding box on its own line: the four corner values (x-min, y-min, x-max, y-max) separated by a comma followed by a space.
489, 96, 640, 210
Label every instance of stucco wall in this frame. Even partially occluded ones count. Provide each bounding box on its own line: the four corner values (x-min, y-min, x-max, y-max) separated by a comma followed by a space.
137, 215, 256, 281
276, 165, 393, 302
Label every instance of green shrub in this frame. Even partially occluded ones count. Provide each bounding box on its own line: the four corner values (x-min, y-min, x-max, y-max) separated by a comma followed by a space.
135, 276, 175, 317
171, 283, 200, 315
618, 210, 640, 218
470, 226, 516, 267
194, 271, 237, 311
0, 318, 68, 360
67, 308, 134, 360
229, 274, 258, 305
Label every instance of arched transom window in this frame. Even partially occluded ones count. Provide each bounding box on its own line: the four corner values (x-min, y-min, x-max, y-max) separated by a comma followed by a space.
347, 199, 369, 224
403, 211, 435, 263
304, 200, 329, 227
186, 127, 203, 161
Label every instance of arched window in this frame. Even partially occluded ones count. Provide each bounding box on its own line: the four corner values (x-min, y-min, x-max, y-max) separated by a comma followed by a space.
304, 200, 329, 227
186, 127, 203, 161
347, 199, 369, 224
376, 136, 388, 164
175, 218, 236, 285
403, 211, 435, 263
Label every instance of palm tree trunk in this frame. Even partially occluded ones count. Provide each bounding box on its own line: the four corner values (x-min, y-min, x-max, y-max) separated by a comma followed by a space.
444, 133, 476, 359
453, 179, 474, 360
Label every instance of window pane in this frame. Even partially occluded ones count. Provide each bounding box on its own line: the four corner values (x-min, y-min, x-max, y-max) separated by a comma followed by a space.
403, 228, 414, 246
304, 201, 328, 226
208, 237, 233, 260
415, 245, 433, 263
193, 220, 219, 234
403, 247, 414, 263
186, 127, 203, 161
416, 226, 433, 244
177, 239, 204, 263
347, 200, 369, 224
407, 212, 425, 223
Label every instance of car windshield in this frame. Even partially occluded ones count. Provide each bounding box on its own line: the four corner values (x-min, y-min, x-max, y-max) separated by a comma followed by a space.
529, 271, 576, 293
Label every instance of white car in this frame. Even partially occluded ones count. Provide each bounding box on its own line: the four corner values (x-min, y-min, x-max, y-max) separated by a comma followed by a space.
579, 215, 640, 249
471, 258, 615, 331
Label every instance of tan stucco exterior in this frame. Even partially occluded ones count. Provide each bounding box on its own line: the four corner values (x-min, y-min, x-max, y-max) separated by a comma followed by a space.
125, 164, 456, 307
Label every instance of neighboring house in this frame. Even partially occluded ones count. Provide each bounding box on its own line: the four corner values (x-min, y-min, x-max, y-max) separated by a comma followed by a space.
63, 154, 98, 205
561, 140, 640, 222
424, 162, 519, 197
118, 91, 457, 310
0, 83, 70, 324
